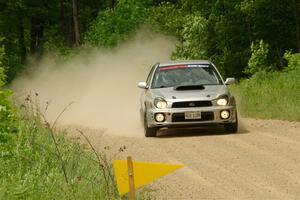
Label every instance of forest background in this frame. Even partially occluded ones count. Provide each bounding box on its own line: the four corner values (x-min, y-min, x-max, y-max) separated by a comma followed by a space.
0, 0, 299, 199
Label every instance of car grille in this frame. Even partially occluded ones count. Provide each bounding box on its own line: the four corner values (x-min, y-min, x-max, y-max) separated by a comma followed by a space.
172, 112, 214, 122
172, 101, 212, 108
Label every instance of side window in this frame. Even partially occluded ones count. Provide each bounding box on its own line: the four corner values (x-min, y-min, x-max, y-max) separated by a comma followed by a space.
146, 64, 157, 86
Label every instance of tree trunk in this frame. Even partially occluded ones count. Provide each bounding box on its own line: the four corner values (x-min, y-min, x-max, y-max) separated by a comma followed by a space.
30, 16, 44, 55
72, 0, 80, 46
18, 17, 26, 64
109, 0, 116, 9
60, 0, 71, 46
295, 0, 300, 52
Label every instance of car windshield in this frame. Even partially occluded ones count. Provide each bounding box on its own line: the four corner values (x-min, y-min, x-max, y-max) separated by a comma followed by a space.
151, 64, 223, 88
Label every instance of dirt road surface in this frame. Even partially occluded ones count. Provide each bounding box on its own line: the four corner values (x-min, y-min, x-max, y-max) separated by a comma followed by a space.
69, 118, 300, 200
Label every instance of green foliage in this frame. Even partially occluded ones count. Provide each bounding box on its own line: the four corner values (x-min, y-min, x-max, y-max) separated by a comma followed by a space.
240, 0, 297, 53
1, 0, 299, 80
147, 1, 248, 77
232, 53, 300, 121
0, 0, 105, 82
173, 13, 208, 60
146, 2, 185, 37
147, 3, 209, 59
146, 0, 298, 78
0, 43, 5, 86
283, 52, 300, 72
0, 100, 150, 199
42, 37, 80, 61
0, 44, 16, 144
85, 0, 149, 47
244, 40, 270, 76
0, 88, 15, 138
0, 115, 114, 199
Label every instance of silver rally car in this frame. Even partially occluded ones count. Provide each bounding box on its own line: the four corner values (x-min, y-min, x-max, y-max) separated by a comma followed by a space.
138, 60, 238, 137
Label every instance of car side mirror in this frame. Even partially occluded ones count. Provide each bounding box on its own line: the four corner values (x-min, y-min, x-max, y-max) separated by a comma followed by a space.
137, 82, 148, 89
224, 78, 235, 85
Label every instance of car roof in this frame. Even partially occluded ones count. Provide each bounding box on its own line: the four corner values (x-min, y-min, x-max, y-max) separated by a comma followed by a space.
158, 60, 211, 67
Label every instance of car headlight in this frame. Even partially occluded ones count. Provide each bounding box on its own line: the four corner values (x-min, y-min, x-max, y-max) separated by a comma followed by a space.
154, 98, 167, 109
217, 98, 228, 106
216, 95, 229, 106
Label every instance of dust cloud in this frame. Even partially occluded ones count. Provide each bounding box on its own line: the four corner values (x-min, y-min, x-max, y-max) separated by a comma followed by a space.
11, 31, 176, 137
237, 114, 248, 133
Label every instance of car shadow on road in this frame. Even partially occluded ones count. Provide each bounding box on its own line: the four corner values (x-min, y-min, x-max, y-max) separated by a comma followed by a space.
156, 125, 249, 138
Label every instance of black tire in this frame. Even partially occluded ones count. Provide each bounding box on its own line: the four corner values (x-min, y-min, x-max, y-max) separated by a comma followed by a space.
224, 115, 238, 133
144, 115, 157, 137
145, 127, 157, 137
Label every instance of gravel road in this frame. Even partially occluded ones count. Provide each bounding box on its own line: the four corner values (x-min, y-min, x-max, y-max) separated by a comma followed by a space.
70, 118, 300, 200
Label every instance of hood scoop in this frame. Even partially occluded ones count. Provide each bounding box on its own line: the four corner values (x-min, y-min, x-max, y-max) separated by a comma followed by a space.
174, 85, 205, 91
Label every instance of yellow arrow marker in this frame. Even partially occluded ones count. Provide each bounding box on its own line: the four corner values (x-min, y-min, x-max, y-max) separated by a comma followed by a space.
113, 160, 184, 196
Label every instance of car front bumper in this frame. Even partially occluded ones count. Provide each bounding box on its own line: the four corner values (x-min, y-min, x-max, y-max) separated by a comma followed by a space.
146, 106, 237, 128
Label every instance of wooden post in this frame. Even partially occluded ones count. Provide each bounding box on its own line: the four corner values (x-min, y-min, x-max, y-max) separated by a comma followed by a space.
127, 156, 135, 200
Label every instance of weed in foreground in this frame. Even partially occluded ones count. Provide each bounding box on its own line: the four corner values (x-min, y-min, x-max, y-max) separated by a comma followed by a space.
0, 94, 150, 199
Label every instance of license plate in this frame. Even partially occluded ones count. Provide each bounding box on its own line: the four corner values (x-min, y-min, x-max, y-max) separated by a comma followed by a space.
185, 111, 201, 119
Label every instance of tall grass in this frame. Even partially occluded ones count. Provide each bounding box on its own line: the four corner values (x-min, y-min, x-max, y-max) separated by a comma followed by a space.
231, 53, 300, 121
0, 96, 150, 200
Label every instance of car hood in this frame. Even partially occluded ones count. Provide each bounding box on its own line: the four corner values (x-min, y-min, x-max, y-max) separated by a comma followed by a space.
150, 85, 228, 101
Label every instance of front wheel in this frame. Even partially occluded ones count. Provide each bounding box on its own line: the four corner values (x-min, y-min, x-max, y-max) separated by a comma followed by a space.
145, 127, 157, 137
144, 115, 157, 137
224, 116, 238, 133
